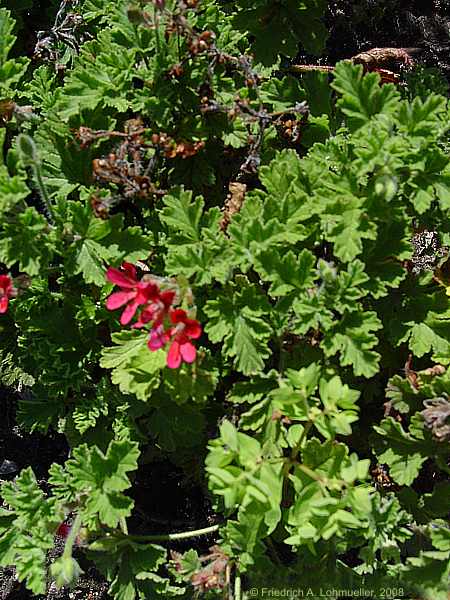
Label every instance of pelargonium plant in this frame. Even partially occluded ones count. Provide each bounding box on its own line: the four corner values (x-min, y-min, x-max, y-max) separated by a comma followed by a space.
0, 1, 449, 600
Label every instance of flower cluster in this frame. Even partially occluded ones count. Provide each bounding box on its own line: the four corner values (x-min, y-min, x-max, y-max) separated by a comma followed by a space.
0, 275, 16, 314
105, 263, 201, 369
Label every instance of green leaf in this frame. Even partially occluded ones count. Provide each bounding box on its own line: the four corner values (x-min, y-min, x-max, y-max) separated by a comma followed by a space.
300, 70, 333, 118
0, 350, 35, 389
0, 8, 17, 63
321, 197, 377, 262
206, 427, 282, 531
74, 238, 112, 285
0, 207, 53, 275
0, 8, 29, 95
100, 331, 165, 401
55, 33, 135, 120
89, 536, 179, 600
0, 166, 29, 215
66, 204, 151, 285
71, 379, 111, 434
409, 323, 441, 357
386, 288, 450, 364
254, 248, 315, 296
430, 522, 450, 552
204, 278, 273, 375
148, 401, 206, 452
332, 61, 400, 130
372, 417, 432, 485
397, 93, 447, 136
233, 1, 326, 64
49, 439, 139, 528
323, 311, 382, 377
100, 331, 147, 370
259, 76, 306, 111
20, 65, 57, 114
159, 187, 204, 242
162, 351, 218, 404
0, 468, 62, 594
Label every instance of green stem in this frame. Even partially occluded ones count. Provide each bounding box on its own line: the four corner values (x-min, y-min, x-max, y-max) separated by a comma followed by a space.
62, 512, 83, 560
153, 6, 162, 60
234, 573, 241, 600
32, 164, 55, 225
127, 523, 219, 542
297, 463, 326, 483
278, 335, 286, 376
265, 537, 282, 566
291, 419, 313, 461
119, 516, 128, 535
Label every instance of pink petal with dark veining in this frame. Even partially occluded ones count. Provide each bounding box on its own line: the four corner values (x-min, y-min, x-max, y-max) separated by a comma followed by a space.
120, 300, 140, 325
106, 291, 135, 310
180, 341, 196, 363
167, 341, 182, 369
106, 267, 137, 288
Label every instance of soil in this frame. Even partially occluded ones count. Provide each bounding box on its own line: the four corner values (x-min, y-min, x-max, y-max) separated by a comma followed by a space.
324, 0, 450, 74
2, 0, 450, 598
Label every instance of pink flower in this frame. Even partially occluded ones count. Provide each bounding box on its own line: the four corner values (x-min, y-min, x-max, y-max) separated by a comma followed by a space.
106, 262, 160, 325
105, 263, 202, 370
0, 275, 16, 314
166, 308, 202, 369
133, 289, 176, 329
148, 323, 170, 350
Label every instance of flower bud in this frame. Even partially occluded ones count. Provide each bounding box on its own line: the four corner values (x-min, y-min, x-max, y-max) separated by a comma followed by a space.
51, 557, 83, 589
17, 133, 40, 167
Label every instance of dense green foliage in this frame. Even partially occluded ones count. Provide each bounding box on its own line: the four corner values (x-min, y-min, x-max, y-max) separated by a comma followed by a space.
0, 1, 449, 598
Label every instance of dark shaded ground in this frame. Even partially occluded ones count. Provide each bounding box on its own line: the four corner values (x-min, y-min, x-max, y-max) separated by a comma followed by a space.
324, 0, 450, 73
2, 0, 450, 598
0, 391, 109, 600
0, 392, 218, 599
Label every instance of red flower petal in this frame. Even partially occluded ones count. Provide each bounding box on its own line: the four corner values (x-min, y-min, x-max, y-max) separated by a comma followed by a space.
106, 291, 135, 310
160, 290, 176, 309
169, 308, 188, 324
167, 341, 182, 369
56, 523, 71, 538
133, 305, 155, 329
0, 275, 13, 294
121, 262, 137, 279
148, 324, 169, 350
0, 296, 8, 314
120, 300, 140, 325
135, 282, 160, 304
180, 341, 196, 363
184, 318, 202, 339
106, 267, 137, 288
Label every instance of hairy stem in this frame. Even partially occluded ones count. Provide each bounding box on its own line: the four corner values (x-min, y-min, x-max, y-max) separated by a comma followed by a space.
128, 523, 219, 542
32, 164, 55, 225
62, 512, 83, 560
234, 573, 241, 600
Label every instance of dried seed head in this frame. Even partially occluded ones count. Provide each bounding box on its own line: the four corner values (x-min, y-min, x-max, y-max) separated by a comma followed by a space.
421, 395, 450, 442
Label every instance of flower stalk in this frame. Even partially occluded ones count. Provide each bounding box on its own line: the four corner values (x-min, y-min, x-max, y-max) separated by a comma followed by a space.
17, 133, 55, 225
128, 523, 219, 542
